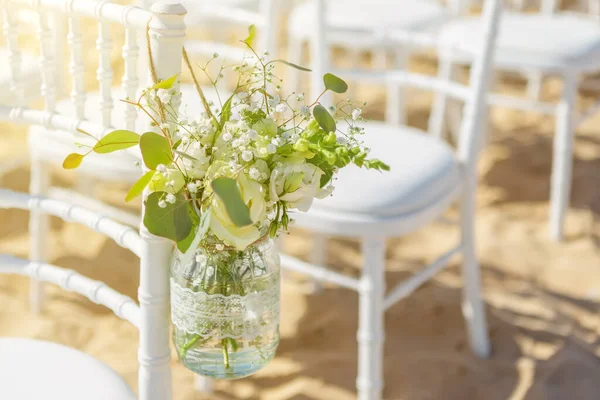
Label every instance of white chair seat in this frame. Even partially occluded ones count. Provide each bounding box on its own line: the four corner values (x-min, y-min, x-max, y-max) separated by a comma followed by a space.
312, 122, 461, 218
439, 13, 600, 72
289, 0, 450, 47
28, 83, 221, 182
0, 338, 135, 400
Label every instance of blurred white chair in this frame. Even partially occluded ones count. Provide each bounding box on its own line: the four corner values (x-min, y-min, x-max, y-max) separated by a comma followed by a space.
286, 0, 465, 126
434, 2, 600, 240
0, 188, 173, 400
279, 0, 502, 399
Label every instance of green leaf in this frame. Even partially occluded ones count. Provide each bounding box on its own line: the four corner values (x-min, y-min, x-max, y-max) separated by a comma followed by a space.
269, 59, 311, 72
243, 24, 256, 46
150, 74, 178, 91
125, 170, 155, 202
140, 132, 172, 169
176, 205, 200, 253
211, 177, 252, 227
323, 73, 348, 94
174, 150, 198, 162
219, 94, 235, 129
92, 130, 140, 154
178, 208, 211, 259
63, 153, 85, 169
313, 104, 336, 133
144, 192, 192, 242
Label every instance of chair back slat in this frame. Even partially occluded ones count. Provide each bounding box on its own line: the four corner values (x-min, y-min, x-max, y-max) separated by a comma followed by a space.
37, 9, 57, 112
2, 6, 25, 105
122, 24, 139, 131
67, 16, 86, 119
96, 20, 114, 128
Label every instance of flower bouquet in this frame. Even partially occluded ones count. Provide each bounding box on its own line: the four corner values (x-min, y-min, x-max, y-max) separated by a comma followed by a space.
63, 27, 388, 379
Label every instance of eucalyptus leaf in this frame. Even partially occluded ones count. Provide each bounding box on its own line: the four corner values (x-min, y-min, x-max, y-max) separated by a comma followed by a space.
176, 205, 200, 253
144, 192, 192, 242
62, 153, 85, 169
150, 74, 178, 91
269, 59, 311, 72
211, 177, 252, 227
243, 24, 256, 46
125, 170, 155, 202
179, 209, 211, 262
140, 132, 172, 169
313, 104, 336, 133
93, 130, 140, 154
323, 73, 348, 94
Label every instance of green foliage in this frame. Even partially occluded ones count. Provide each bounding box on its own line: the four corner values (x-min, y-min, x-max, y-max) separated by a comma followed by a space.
178, 208, 211, 254
150, 74, 178, 91
144, 192, 192, 241
92, 130, 140, 154
125, 170, 155, 202
211, 178, 253, 227
313, 104, 336, 133
241, 108, 267, 126
219, 94, 235, 129
268, 59, 311, 72
140, 132, 172, 169
323, 73, 348, 94
243, 24, 256, 46
62, 153, 85, 169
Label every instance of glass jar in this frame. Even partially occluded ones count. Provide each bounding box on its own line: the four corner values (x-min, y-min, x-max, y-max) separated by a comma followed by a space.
170, 238, 280, 379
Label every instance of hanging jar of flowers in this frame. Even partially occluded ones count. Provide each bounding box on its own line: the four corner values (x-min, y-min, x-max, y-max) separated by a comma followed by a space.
63, 27, 389, 379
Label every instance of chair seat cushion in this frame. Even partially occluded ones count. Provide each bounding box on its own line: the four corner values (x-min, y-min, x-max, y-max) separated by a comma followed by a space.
28, 83, 221, 182
439, 13, 600, 71
289, 0, 449, 46
0, 338, 135, 400
312, 122, 461, 217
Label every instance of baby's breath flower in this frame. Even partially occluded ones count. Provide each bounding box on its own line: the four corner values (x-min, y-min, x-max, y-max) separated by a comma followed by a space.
156, 164, 167, 173
222, 132, 233, 142
215, 244, 225, 251
299, 105, 310, 118
242, 150, 254, 162
165, 193, 176, 204
158, 200, 167, 208
249, 167, 261, 180
247, 129, 258, 140
275, 103, 287, 113
267, 143, 277, 154
187, 182, 198, 194
352, 109, 362, 120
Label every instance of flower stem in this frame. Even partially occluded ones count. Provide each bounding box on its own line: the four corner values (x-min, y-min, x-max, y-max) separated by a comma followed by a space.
221, 338, 231, 370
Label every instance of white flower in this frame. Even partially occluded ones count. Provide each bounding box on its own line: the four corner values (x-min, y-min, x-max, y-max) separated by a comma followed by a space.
205, 266, 215, 277
232, 139, 242, 148
158, 200, 167, 208
296, 93, 305, 101
160, 123, 170, 132
242, 150, 254, 162
275, 103, 287, 113
299, 105, 310, 118
187, 182, 198, 194
336, 135, 347, 144
195, 253, 207, 264
222, 132, 233, 142
269, 161, 327, 212
247, 129, 258, 140
352, 109, 362, 120
157, 88, 171, 103
249, 167, 261, 180
176, 141, 209, 179
165, 193, 176, 204
267, 143, 277, 154
215, 244, 224, 251
156, 164, 167, 173
268, 94, 281, 109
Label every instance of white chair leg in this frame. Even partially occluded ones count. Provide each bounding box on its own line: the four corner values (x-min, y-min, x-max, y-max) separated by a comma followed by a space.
459, 177, 491, 358
385, 49, 408, 126
287, 37, 303, 95
550, 73, 578, 241
193, 375, 213, 393
428, 54, 455, 139
356, 237, 386, 400
29, 157, 50, 313
308, 233, 327, 293
526, 72, 543, 100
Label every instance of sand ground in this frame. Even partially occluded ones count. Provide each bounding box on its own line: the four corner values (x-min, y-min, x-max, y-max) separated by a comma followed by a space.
2, 4, 600, 399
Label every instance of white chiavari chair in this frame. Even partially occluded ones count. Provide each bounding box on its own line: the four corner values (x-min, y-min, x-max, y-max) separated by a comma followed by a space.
432, 0, 600, 240
285, 0, 467, 127
279, 0, 503, 399
0, 187, 173, 399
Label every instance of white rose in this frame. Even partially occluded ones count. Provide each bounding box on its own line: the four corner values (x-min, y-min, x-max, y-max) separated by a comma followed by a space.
176, 141, 209, 179
269, 161, 325, 212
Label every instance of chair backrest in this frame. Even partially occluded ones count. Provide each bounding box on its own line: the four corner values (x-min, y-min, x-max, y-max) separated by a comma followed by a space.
310, 0, 502, 171
0, 1, 186, 399
176, 0, 279, 62
1, 0, 185, 138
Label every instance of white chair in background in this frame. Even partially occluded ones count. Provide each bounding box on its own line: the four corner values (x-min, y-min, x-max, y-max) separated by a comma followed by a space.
0, 189, 172, 400
431, 1, 600, 241
286, 0, 466, 126
0, 1, 185, 399
279, 0, 503, 399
